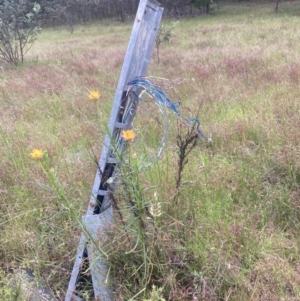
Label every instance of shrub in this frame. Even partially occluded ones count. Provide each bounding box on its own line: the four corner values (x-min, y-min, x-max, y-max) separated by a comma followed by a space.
0, 0, 41, 65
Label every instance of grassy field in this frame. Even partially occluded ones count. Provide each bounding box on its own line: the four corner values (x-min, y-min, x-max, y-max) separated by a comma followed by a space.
1, 1, 300, 300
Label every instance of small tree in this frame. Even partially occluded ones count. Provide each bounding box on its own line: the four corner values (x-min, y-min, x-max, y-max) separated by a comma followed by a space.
155, 21, 178, 64
0, 1, 41, 65
275, 0, 281, 12
191, 0, 214, 14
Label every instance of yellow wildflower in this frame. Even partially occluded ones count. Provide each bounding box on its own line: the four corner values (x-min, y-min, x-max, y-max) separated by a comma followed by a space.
121, 129, 136, 141
88, 90, 101, 101
30, 148, 44, 159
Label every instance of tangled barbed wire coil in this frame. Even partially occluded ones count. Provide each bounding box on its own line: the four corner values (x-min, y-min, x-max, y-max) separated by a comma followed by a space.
113, 76, 211, 171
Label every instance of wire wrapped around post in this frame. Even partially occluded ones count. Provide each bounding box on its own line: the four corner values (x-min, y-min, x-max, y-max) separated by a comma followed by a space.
112, 76, 211, 171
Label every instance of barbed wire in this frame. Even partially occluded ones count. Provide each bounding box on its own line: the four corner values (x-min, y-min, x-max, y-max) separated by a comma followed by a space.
113, 76, 211, 171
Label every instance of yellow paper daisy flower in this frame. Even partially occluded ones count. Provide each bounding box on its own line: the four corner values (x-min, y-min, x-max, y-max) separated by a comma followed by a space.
30, 148, 44, 159
121, 129, 136, 141
88, 90, 101, 101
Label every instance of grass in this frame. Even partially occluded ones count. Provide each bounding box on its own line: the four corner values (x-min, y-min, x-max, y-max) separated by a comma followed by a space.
1, 1, 300, 300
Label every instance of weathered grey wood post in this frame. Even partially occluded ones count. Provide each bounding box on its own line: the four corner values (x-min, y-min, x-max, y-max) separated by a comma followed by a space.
65, 1, 163, 300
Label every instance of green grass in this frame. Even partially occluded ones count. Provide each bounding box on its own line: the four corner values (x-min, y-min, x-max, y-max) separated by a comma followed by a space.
1, 1, 300, 300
